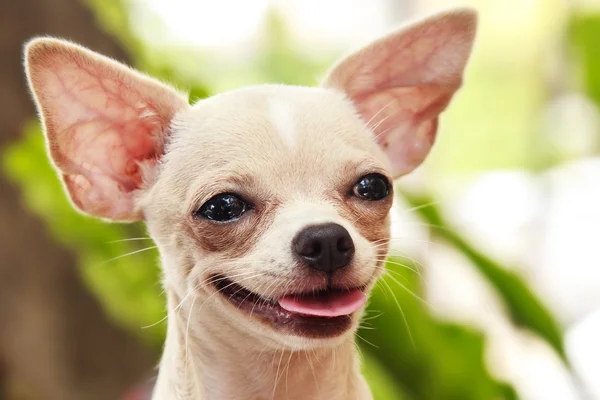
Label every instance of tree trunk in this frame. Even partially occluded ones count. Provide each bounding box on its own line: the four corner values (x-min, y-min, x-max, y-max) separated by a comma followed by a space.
0, 0, 157, 399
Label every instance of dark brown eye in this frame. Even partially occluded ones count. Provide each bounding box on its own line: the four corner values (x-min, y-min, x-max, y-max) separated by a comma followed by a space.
353, 174, 391, 201
195, 193, 249, 222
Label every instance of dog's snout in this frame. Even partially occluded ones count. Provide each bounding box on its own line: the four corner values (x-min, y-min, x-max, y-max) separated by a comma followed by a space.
293, 223, 354, 273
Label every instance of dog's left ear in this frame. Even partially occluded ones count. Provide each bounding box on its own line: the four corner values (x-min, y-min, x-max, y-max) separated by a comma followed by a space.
322, 8, 477, 177
24, 38, 189, 221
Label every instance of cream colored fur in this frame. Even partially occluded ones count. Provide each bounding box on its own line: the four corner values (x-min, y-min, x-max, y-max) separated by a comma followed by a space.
23, 8, 477, 400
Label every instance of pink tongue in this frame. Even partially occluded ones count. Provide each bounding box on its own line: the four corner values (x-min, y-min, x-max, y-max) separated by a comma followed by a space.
277, 289, 366, 317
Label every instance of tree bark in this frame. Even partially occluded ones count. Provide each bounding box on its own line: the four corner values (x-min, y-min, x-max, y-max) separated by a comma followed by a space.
0, 0, 157, 399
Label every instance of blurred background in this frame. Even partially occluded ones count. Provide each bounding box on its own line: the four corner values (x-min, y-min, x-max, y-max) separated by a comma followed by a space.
1, 0, 599, 399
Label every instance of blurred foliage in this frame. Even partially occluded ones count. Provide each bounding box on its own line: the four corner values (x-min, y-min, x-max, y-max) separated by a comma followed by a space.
3, 123, 167, 347
400, 191, 566, 363
358, 256, 518, 400
360, 350, 411, 400
570, 12, 600, 114
8, 0, 600, 398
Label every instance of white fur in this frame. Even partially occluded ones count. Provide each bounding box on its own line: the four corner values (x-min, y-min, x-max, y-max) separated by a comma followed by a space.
269, 99, 296, 148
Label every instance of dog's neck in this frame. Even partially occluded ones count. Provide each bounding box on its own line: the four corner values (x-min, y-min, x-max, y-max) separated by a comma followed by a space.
152, 289, 371, 400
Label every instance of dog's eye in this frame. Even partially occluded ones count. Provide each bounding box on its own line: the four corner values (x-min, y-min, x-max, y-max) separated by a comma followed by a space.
196, 194, 249, 222
353, 174, 391, 201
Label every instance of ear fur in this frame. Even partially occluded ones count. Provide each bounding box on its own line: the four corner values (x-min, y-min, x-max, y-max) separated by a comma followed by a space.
322, 8, 478, 177
24, 38, 189, 221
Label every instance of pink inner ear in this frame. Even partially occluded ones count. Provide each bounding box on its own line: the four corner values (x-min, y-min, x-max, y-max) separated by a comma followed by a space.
322, 9, 476, 177
331, 10, 476, 97
36, 54, 179, 220
356, 84, 455, 176
51, 63, 160, 182
343, 24, 465, 98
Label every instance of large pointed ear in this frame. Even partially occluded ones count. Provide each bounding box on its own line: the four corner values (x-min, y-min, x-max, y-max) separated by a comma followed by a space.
322, 8, 477, 177
24, 38, 189, 221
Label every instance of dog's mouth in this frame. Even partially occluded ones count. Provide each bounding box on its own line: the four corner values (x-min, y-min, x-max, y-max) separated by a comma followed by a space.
209, 274, 367, 338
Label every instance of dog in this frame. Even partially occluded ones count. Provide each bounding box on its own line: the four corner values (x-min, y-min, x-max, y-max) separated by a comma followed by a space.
24, 8, 476, 400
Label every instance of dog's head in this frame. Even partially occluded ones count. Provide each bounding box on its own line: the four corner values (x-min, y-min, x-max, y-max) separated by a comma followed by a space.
24, 9, 476, 349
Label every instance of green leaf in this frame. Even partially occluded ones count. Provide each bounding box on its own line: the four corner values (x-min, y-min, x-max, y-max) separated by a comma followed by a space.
399, 190, 566, 363
2, 124, 167, 347
359, 257, 518, 400
569, 13, 600, 109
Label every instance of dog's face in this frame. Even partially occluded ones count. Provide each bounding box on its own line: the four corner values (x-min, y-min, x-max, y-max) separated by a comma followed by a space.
25, 9, 476, 349
143, 86, 395, 345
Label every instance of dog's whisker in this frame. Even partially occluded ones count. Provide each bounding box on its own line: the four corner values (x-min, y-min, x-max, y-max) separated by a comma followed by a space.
269, 345, 283, 387
237, 280, 264, 310
250, 278, 279, 319
375, 279, 390, 303
372, 250, 427, 263
370, 111, 398, 139
370, 236, 436, 247
304, 349, 320, 393
97, 245, 158, 266
354, 341, 364, 366
370, 237, 392, 245
373, 247, 428, 268
183, 294, 198, 387
357, 325, 376, 331
200, 270, 265, 284
284, 345, 295, 398
105, 236, 154, 244
271, 345, 287, 400
397, 220, 466, 236
382, 278, 416, 348
385, 253, 428, 273
222, 259, 270, 265
361, 312, 384, 322
190, 273, 258, 296
142, 288, 196, 329
400, 199, 443, 214
382, 260, 422, 277
328, 346, 336, 384
308, 347, 323, 371
355, 331, 379, 348
227, 273, 271, 303
364, 99, 396, 130
383, 272, 428, 306
382, 267, 411, 283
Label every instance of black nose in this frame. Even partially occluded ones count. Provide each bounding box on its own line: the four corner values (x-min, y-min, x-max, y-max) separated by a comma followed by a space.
293, 223, 355, 274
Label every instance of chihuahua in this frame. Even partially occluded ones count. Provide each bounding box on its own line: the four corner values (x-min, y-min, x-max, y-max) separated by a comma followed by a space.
24, 8, 476, 400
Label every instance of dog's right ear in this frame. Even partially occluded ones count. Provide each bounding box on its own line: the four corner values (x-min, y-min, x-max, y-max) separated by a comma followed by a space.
24, 38, 189, 222
322, 8, 477, 178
